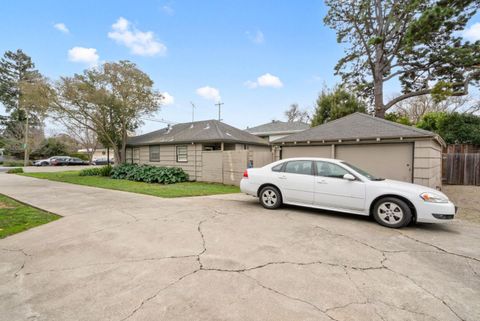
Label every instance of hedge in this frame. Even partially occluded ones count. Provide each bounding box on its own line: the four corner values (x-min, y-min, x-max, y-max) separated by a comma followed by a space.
110, 164, 189, 184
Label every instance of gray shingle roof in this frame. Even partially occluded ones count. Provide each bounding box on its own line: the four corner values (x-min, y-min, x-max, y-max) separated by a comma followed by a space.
245, 121, 310, 135
274, 112, 438, 143
127, 119, 269, 146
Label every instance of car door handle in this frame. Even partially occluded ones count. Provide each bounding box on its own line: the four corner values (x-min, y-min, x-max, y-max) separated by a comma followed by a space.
278, 175, 287, 179
317, 180, 327, 184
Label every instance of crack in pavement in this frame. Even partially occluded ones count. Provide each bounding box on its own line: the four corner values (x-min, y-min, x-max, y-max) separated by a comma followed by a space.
241, 273, 340, 321
396, 231, 480, 263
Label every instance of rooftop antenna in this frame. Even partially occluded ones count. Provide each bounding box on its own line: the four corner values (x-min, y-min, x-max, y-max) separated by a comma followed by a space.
190, 102, 196, 122
215, 101, 224, 121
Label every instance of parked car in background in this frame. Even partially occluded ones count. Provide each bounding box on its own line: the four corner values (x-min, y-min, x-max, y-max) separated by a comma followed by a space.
50, 157, 73, 166
93, 157, 114, 165
67, 157, 89, 166
34, 156, 70, 166
241, 158, 456, 228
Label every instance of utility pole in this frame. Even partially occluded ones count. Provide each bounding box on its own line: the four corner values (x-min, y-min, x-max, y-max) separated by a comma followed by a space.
190, 102, 195, 122
215, 101, 224, 121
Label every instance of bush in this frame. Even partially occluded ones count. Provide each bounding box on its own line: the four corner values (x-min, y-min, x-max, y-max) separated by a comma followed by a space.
7, 167, 23, 174
111, 163, 189, 184
99, 164, 112, 177
79, 165, 112, 177
3, 161, 24, 167
69, 152, 90, 161
79, 168, 101, 176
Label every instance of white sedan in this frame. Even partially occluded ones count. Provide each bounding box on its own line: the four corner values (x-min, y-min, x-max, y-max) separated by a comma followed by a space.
240, 158, 456, 228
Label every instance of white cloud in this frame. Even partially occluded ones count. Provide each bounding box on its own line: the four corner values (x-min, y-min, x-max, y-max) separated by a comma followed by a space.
108, 17, 167, 56
161, 5, 174, 15
54, 23, 69, 34
246, 30, 264, 44
244, 73, 283, 89
161, 92, 175, 105
462, 22, 480, 41
196, 86, 221, 102
68, 47, 99, 66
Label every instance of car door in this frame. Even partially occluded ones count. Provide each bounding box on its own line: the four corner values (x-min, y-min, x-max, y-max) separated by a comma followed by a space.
274, 160, 315, 205
314, 161, 366, 211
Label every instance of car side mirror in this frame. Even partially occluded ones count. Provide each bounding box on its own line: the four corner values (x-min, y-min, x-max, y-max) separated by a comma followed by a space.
343, 173, 356, 181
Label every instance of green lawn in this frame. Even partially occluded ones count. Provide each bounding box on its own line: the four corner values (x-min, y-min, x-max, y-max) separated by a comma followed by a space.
0, 194, 60, 239
21, 171, 240, 198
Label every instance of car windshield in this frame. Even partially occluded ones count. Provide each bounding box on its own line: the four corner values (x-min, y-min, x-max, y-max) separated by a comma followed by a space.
341, 162, 384, 181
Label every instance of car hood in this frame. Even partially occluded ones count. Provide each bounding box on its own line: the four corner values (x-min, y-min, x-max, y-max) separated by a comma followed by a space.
370, 179, 449, 200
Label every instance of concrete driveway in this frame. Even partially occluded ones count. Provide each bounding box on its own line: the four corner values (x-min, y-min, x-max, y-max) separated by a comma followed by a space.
0, 174, 479, 321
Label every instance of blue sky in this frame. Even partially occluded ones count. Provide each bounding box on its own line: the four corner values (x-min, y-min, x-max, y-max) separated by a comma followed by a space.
1, 0, 479, 134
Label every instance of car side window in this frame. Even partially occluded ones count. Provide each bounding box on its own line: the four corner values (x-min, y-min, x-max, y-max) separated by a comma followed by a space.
284, 161, 313, 175
271, 163, 284, 172
316, 161, 350, 179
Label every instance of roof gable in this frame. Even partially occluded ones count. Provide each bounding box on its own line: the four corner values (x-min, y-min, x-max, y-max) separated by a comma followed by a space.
127, 120, 269, 146
274, 113, 437, 143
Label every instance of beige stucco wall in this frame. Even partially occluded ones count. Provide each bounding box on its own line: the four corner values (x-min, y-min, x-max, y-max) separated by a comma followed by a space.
282, 145, 332, 159
127, 144, 203, 180
413, 139, 443, 189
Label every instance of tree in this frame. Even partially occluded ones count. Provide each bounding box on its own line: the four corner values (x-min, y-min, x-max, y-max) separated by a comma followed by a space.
417, 112, 480, 144
32, 137, 70, 158
53, 115, 98, 162
324, 0, 480, 118
384, 112, 412, 125
284, 103, 310, 122
53, 61, 162, 163
311, 86, 367, 126
0, 49, 52, 165
389, 94, 480, 124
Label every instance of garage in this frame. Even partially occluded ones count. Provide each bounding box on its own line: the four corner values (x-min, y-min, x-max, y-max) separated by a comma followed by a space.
336, 143, 413, 182
282, 145, 331, 159
273, 113, 445, 188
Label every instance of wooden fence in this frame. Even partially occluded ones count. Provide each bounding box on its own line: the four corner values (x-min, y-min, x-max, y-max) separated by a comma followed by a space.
442, 153, 480, 185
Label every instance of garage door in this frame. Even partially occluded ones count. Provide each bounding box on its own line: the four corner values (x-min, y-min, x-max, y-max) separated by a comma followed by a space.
336, 143, 413, 182
282, 146, 332, 159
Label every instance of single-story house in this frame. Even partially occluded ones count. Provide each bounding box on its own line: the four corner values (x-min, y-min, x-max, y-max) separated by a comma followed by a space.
126, 119, 270, 181
246, 120, 310, 142
273, 112, 445, 189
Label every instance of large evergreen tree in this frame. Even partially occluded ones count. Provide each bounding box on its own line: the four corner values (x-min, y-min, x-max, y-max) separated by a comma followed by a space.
0, 49, 51, 165
311, 86, 367, 126
324, 0, 480, 118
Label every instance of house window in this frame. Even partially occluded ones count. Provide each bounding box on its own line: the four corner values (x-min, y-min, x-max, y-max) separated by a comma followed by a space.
176, 145, 188, 162
149, 146, 160, 162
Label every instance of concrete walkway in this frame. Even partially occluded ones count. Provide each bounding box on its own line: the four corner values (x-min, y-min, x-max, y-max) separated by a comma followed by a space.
0, 173, 479, 321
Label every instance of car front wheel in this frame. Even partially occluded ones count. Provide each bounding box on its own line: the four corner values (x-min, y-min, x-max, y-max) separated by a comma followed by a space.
259, 186, 282, 209
373, 197, 412, 228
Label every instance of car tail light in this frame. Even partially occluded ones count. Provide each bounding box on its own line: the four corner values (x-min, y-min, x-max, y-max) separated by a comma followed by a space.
243, 170, 248, 178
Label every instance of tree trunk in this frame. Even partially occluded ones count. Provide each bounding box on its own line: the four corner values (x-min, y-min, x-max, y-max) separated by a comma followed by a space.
374, 77, 385, 118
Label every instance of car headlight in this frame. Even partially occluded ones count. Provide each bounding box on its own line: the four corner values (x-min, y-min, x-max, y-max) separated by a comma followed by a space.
419, 192, 448, 203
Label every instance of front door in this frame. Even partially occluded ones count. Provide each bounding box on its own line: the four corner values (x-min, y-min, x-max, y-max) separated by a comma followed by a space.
274, 160, 314, 205
314, 161, 366, 211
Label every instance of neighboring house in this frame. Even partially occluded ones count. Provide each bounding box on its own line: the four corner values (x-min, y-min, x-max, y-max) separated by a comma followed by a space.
126, 119, 270, 182
273, 112, 445, 189
246, 120, 310, 142
78, 147, 110, 161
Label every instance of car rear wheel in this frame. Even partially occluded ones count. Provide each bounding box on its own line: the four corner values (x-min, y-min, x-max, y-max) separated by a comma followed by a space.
259, 186, 282, 209
373, 197, 412, 228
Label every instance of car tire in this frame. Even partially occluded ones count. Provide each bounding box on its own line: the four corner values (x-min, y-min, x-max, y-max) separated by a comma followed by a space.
259, 186, 282, 209
372, 197, 412, 228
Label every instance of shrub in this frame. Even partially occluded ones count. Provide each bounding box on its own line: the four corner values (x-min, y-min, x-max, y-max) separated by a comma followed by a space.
3, 161, 24, 167
99, 164, 112, 177
7, 167, 23, 174
79, 168, 101, 176
111, 163, 189, 184
69, 152, 90, 161
79, 165, 112, 177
